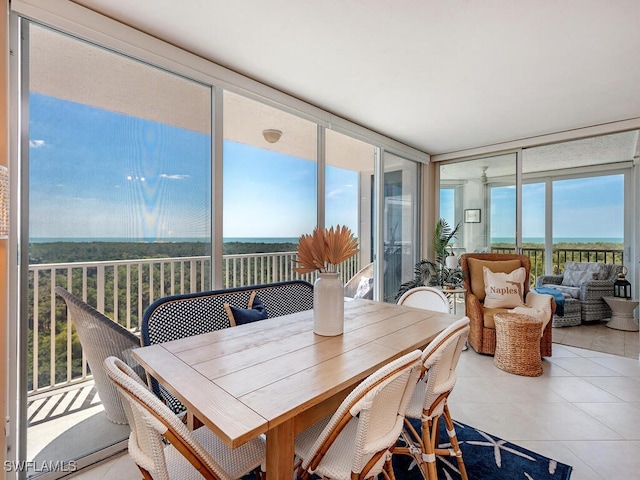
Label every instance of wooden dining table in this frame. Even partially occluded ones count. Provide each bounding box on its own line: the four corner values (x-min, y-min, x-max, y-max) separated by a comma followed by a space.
132, 298, 459, 479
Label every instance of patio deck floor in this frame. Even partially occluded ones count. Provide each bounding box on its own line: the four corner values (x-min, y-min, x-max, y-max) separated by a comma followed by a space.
27, 380, 128, 477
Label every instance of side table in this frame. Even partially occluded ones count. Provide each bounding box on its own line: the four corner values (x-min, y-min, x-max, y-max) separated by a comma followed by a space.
603, 297, 639, 331
439, 286, 466, 315
493, 313, 543, 377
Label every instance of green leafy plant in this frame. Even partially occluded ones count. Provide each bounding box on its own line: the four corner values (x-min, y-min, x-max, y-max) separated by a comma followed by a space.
395, 218, 463, 300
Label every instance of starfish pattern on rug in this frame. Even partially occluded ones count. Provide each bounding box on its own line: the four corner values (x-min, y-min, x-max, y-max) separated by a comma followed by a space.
391, 419, 572, 480
465, 429, 536, 467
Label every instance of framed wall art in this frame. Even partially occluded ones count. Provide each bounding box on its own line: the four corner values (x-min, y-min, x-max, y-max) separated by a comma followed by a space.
464, 209, 481, 223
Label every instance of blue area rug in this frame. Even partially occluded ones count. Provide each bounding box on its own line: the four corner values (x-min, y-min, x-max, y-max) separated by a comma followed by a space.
243, 418, 572, 479
391, 418, 573, 480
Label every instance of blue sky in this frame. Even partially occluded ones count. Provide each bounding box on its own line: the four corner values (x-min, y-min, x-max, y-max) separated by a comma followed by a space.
441, 174, 624, 241
29, 93, 358, 240
223, 141, 359, 237
30, 93, 623, 242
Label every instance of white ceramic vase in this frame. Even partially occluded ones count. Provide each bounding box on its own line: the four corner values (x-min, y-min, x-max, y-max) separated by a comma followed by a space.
313, 272, 344, 336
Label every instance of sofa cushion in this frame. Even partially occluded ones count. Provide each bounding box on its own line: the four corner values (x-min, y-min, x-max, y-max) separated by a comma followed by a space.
482, 307, 510, 329
561, 262, 603, 287
483, 266, 526, 308
598, 264, 617, 280
467, 258, 523, 301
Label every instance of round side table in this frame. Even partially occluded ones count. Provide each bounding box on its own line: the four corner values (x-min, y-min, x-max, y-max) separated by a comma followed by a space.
438, 286, 466, 314
493, 313, 543, 377
603, 297, 639, 331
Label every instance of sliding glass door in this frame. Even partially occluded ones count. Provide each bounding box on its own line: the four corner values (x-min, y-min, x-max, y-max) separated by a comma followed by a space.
383, 153, 419, 302
22, 22, 212, 478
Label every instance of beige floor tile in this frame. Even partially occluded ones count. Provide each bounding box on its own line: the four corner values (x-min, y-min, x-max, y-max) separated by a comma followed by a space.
583, 375, 640, 402
517, 402, 622, 441
548, 344, 582, 358
69, 453, 137, 479
451, 402, 556, 441
546, 357, 623, 377
574, 402, 640, 440
587, 355, 640, 376
562, 440, 640, 480
553, 321, 639, 360
545, 376, 624, 403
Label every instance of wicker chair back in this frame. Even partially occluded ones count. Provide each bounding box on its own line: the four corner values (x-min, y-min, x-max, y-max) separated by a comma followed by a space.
104, 356, 265, 480
55, 286, 144, 424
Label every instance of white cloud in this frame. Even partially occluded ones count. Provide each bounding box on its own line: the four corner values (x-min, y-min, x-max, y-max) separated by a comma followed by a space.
30, 139, 46, 148
160, 173, 190, 180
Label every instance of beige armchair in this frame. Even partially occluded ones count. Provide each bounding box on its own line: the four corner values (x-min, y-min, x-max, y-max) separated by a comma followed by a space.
460, 253, 553, 356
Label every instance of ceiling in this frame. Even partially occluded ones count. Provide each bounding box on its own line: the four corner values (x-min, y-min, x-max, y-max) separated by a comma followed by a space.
71, 0, 640, 156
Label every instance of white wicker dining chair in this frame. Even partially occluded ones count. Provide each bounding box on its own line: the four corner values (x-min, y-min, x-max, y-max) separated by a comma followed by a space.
395, 317, 470, 480
294, 349, 422, 480
103, 356, 266, 480
55, 286, 145, 424
396, 286, 450, 313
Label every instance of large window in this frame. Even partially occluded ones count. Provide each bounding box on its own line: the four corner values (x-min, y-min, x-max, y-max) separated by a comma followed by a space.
25, 23, 212, 477
222, 91, 317, 286
439, 132, 636, 289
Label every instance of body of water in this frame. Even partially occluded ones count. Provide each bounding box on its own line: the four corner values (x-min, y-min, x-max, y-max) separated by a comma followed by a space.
493, 237, 623, 244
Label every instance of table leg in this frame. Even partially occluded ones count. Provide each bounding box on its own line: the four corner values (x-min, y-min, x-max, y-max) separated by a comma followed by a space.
266, 420, 295, 479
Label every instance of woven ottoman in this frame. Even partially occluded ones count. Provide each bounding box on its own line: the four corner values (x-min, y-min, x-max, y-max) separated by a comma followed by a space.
493, 313, 543, 377
552, 297, 581, 327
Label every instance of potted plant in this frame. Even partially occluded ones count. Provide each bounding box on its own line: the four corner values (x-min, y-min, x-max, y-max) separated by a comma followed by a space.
395, 218, 463, 300
294, 225, 359, 336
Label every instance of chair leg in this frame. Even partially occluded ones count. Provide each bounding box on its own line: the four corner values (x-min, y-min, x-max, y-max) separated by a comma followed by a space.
383, 457, 397, 480
396, 419, 430, 480
416, 415, 439, 480
440, 405, 468, 480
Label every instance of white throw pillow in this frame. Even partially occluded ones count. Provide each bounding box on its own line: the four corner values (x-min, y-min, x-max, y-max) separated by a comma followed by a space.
483, 266, 526, 309
561, 262, 602, 287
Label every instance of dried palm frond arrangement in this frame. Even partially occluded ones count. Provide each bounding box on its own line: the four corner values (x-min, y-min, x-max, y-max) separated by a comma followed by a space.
294, 225, 359, 274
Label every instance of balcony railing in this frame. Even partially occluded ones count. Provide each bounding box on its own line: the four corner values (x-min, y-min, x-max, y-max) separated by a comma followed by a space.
28, 252, 359, 395
29, 245, 624, 396
490, 246, 624, 285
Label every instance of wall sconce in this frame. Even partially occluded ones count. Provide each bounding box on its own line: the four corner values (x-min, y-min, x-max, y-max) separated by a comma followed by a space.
262, 129, 282, 144
0, 165, 8, 239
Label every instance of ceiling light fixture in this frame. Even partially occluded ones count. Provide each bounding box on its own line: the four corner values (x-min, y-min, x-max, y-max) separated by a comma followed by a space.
262, 129, 282, 143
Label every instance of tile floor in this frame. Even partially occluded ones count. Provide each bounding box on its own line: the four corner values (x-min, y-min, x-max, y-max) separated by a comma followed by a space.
552, 320, 639, 360
68, 342, 640, 480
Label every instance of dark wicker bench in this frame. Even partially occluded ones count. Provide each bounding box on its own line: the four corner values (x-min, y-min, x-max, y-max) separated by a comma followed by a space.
141, 280, 314, 412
